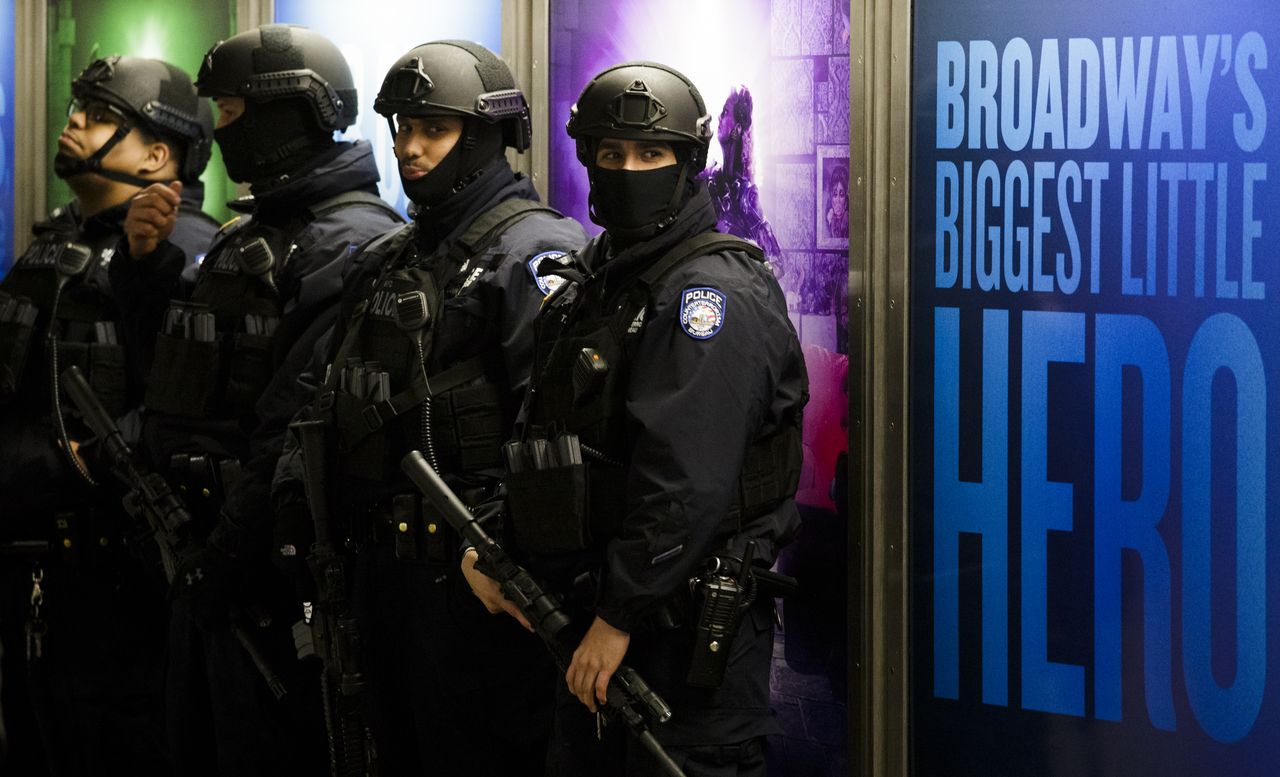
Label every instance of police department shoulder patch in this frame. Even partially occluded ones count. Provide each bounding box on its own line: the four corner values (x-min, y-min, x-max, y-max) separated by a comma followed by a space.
679, 287, 727, 340
527, 251, 570, 296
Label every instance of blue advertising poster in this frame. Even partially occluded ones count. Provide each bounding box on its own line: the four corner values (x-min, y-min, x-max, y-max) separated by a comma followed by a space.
274, 0, 501, 215
911, 1, 1278, 774
0, 0, 14, 273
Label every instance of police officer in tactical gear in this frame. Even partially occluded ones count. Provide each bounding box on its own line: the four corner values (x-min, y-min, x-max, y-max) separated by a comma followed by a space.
271, 39, 586, 775
0, 55, 217, 776
111, 25, 402, 777
468, 62, 806, 776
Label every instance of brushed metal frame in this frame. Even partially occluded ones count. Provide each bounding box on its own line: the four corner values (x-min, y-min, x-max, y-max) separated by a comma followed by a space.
850, 0, 912, 774
236, 0, 272, 31
502, 0, 549, 200
13, 0, 47, 258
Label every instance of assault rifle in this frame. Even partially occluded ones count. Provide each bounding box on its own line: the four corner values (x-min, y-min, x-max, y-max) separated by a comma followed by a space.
400, 450, 687, 777
61, 365, 286, 700
291, 419, 378, 777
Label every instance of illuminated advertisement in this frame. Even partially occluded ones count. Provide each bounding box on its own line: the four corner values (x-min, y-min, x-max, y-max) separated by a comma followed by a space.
274, 0, 502, 216
911, 1, 1278, 774
549, 2, 851, 773
44, 0, 235, 221
0, 0, 13, 272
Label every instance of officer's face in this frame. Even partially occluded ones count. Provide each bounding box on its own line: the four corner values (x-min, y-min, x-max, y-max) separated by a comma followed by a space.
60, 100, 127, 158
594, 138, 678, 171
214, 96, 245, 128
394, 116, 464, 179
60, 99, 164, 175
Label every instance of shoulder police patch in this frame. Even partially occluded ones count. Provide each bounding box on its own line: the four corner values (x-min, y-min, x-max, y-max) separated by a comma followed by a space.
679, 287, 727, 340
528, 251, 570, 296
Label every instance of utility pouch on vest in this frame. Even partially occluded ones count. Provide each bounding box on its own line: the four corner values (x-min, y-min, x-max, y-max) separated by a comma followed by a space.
224, 332, 275, 416
385, 494, 450, 564
145, 332, 220, 417
0, 295, 38, 402
420, 502, 450, 564
54, 340, 128, 419
391, 493, 419, 561
87, 341, 127, 418
505, 462, 591, 556
325, 390, 395, 482
438, 383, 507, 472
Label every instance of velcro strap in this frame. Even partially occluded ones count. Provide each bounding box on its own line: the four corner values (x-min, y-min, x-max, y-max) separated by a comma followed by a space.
454, 199, 555, 254
360, 356, 487, 433
307, 190, 402, 223
637, 233, 764, 288
361, 386, 425, 432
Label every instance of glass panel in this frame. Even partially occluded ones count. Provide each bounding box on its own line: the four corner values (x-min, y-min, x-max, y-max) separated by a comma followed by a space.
0, 0, 13, 272
549, 2, 853, 773
44, 0, 236, 222
273, 0, 502, 217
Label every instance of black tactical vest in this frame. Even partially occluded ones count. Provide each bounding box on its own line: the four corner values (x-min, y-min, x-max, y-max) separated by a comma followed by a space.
144, 191, 397, 420
517, 233, 805, 556
1, 212, 130, 417
316, 198, 557, 484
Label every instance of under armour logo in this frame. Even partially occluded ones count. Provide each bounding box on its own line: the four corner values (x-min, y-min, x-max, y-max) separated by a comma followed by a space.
185, 567, 204, 586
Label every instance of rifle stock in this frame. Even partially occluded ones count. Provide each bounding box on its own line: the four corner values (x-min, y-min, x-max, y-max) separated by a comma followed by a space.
400, 450, 686, 777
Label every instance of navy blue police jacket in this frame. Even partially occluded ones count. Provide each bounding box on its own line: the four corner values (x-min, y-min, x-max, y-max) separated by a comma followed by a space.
273, 159, 588, 510
109, 140, 403, 556
0, 184, 217, 529
523, 187, 806, 634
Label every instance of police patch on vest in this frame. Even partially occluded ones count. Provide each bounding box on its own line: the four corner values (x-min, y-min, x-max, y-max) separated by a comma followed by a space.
680, 287, 727, 340
528, 251, 570, 296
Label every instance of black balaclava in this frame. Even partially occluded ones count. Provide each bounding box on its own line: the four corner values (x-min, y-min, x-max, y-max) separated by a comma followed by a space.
401, 116, 504, 210
587, 143, 698, 241
215, 98, 334, 184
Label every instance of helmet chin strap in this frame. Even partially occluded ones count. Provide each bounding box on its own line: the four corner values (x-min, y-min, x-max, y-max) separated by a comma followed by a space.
54, 119, 157, 189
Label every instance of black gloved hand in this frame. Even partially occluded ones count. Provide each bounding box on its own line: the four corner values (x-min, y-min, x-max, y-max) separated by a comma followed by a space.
171, 545, 244, 631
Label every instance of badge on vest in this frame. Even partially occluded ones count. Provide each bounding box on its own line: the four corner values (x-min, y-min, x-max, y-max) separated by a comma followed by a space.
528, 251, 570, 296
680, 287, 727, 340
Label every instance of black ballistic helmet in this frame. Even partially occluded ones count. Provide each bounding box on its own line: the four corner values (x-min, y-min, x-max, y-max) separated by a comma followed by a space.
196, 24, 358, 132
566, 61, 713, 168
66, 55, 212, 183
373, 40, 531, 152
